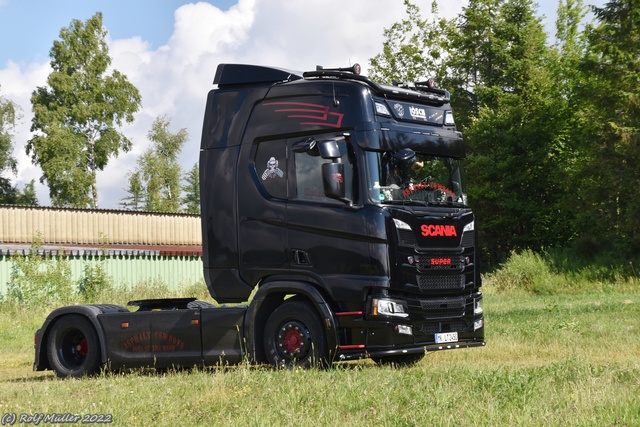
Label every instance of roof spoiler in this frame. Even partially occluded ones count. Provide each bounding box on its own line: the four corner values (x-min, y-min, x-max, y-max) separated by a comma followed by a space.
213, 64, 303, 86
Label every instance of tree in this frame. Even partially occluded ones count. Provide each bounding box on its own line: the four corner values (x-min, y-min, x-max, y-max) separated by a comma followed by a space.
28, 12, 141, 208
0, 86, 18, 203
571, 0, 640, 254
122, 115, 188, 212
460, 0, 577, 264
0, 87, 37, 206
369, 0, 454, 84
119, 171, 144, 210
0, 86, 17, 177
182, 162, 200, 214
17, 180, 39, 205
370, 0, 576, 265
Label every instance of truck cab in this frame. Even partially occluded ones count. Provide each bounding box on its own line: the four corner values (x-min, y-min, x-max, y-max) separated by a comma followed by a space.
200, 63, 484, 365
34, 63, 484, 377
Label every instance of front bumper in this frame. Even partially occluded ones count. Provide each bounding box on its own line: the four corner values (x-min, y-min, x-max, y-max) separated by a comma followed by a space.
334, 313, 485, 362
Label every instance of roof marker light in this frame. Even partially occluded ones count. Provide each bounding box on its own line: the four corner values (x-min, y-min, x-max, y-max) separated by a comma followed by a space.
375, 102, 391, 116
445, 111, 455, 125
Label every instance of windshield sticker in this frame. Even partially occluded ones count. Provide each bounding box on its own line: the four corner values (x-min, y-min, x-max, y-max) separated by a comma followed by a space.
391, 101, 444, 124
429, 111, 444, 122
262, 157, 284, 180
393, 103, 405, 117
410, 105, 427, 120
402, 181, 455, 199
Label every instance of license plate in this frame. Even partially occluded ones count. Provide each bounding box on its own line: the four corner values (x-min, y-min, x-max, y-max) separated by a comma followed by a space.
435, 332, 458, 344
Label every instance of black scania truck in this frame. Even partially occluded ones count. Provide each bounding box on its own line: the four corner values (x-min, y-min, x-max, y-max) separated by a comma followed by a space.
34, 63, 484, 377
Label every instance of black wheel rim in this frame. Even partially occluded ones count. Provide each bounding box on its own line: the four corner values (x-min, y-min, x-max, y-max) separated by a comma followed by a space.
57, 328, 88, 369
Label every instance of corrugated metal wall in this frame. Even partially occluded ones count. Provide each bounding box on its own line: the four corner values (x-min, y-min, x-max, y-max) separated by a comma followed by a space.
0, 206, 206, 297
0, 205, 201, 245
0, 253, 204, 296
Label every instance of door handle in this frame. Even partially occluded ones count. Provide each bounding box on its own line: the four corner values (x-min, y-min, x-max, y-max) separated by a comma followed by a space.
292, 249, 311, 266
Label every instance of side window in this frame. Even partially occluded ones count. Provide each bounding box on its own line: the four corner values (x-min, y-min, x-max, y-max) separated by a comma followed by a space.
293, 139, 353, 203
255, 139, 287, 199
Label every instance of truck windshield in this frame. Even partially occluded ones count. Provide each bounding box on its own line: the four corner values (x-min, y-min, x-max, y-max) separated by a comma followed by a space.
367, 151, 467, 207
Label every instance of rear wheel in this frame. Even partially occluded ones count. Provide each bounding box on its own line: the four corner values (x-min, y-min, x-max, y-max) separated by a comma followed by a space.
47, 314, 101, 378
263, 300, 329, 368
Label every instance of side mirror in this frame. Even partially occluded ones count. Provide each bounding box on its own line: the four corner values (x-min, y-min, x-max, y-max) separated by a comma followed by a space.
318, 139, 342, 159
295, 136, 352, 206
322, 162, 351, 205
293, 137, 343, 159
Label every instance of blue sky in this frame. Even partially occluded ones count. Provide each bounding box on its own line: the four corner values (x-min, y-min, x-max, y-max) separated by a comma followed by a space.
0, 0, 605, 208
0, 0, 237, 66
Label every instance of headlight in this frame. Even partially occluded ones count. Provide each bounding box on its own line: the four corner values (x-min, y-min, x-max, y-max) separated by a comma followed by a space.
393, 218, 412, 231
463, 221, 474, 232
372, 298, 409, 318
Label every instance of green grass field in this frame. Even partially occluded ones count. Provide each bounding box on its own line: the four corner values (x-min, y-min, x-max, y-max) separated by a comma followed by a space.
1, 285, 639, 426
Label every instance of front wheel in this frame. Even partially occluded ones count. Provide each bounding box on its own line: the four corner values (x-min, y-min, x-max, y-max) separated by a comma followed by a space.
47, 314, 101, 378
263, 300, 329, 368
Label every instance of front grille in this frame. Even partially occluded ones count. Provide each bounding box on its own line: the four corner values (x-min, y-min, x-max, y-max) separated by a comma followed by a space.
418, 320, 468, 336
461, 231, 474, 247
420, 296, 466, 312
417, 274, 465, 291
397, 229, 416, 246
415, 255, 465, 271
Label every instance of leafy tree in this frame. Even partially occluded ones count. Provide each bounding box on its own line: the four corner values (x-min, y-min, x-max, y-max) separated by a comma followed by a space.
119, 171, 144, 210
0, 86, 18, 177
27, 12, 141, 208
0, 86, 18, 203
446, 0, 504, 128
460, 0, 577, 264
17, 180, 39, 205
369, 0, 454, 84
0, 87, 38, 205
571, 0, 640, 254
370, 0, 578, 265
122, 115, 188, 212
0, 179, 39, 205
182, 162, 200, 214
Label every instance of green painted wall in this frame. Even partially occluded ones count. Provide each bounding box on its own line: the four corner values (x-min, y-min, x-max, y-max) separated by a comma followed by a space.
0, 254, 204, 296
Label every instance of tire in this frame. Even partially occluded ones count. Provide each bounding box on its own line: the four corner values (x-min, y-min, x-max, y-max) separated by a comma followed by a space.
47, 314, 101, 378
263, 300, 329, 368
371, 352, 425, 367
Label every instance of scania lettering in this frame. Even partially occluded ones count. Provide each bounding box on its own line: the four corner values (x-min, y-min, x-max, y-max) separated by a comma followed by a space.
421, 224, 458, 237
33, 63, 485, 377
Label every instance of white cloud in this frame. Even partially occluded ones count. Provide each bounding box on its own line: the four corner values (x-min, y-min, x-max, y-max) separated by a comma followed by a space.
2, 0, 464, 208
0, 60, 51, 203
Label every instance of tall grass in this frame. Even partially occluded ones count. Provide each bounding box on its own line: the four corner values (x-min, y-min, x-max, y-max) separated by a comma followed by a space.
0, 252, 638, 426
483, 249, 640, 295
1, 291, 638, 426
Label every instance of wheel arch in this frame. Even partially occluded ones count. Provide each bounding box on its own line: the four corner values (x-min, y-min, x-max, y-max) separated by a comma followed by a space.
244, 281, 338, 365
34, 304, 129, 372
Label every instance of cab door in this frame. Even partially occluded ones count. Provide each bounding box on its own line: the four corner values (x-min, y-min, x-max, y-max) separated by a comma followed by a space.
237, 138, 289, 284
286, 135, 374, 293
